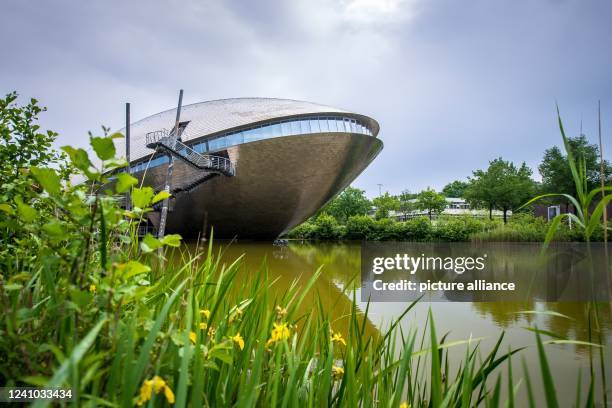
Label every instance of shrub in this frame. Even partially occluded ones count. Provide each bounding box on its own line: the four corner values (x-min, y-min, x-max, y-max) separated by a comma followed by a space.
345, 215, 375, 240
367, 218, 397, 241
401, 217, 433, 241
287, 221, 317, 239
469, 213, 580, 242
314, 213, 342, 240
433, 216, 487, 242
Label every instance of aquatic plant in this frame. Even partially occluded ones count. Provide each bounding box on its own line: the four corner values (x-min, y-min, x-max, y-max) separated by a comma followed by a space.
0, 93, 608, 406
521, 107, 611, 245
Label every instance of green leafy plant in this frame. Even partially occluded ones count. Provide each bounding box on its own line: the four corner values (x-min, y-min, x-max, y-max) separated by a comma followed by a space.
1, 93, 608, 407
521, 107, 611, 245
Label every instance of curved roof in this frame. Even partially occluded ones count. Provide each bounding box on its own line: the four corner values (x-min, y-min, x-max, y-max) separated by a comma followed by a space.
116, 97, 380, 161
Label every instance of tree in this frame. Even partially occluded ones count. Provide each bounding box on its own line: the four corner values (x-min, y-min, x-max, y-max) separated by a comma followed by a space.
415, 188, 447, 221
398, 190, 416, 217
441, 180, 469, 198
538, 135, 611, 213
0, 92, 62, 197
372, 192, 400, 220
321, 186, 371, 223
465, 158, 535, 223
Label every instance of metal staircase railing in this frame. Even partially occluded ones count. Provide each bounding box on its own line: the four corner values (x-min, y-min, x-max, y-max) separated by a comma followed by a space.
145, 129, 235, 176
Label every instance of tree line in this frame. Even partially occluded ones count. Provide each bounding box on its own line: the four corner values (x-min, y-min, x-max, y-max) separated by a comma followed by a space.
319, 134, 611, 224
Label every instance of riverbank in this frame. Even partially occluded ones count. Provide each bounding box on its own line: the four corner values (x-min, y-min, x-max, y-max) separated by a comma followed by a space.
285, 213, 605, 242
1, 96, 609, 406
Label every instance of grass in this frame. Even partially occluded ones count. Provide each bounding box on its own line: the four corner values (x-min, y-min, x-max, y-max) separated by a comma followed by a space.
1, 239, 608, 407
0, 94, 609, 406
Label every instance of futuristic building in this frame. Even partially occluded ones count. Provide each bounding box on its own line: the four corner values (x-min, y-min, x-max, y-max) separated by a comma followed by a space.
115, 98, 383, 239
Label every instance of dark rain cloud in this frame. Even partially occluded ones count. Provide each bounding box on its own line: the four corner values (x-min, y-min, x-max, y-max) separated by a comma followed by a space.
1, 0, 610, 196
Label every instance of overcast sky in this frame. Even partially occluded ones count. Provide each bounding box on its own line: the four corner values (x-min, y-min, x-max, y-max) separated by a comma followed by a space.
1, 0, 610, 197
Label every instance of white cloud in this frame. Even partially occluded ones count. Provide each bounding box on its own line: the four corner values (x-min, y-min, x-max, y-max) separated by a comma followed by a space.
340, 0, 419, 24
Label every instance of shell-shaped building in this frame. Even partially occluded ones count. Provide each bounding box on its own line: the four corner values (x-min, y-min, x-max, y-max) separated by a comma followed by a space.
115, 98, 383, 239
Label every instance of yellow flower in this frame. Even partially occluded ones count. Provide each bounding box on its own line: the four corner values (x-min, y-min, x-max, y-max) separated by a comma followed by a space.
136, 379, 152, 406
89, 284, 96, 293
208, 326, 216, 339
164, 385, 175, 404
150, 376, 166, 393
332, 365, 344, 380
331, 332, 346, 346
266, 322, 291, 346
200, 309, 211, 319
199, 322, 208, 330
189, 331, 197, 344
399, 402, 410, 408
232, 333, 245, 350
136, 376, 175, 405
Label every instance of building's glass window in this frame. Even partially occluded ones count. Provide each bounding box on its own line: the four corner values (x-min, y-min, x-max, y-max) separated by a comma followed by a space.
226, 132, 243, 146
309, 119, 320, 133
209, 137, 226, 151
260, 124, 273, 139
319, 118, 329, 132
328, 118, 338, 132
134, 114, 375, 171
243, 127, 259, 142
271, 123, 282, 137
343, 119, 351, 133
281, 121, 291, 136
290, 121, 301, 135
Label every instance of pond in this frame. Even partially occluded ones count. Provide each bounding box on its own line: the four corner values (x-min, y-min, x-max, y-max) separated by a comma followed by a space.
185, 240, 611, 405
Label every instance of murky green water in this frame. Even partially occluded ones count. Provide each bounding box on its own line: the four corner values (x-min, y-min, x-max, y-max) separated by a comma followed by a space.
186, 240, 612, 405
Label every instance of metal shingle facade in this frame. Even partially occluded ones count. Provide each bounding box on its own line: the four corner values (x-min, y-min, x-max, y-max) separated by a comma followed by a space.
115, 98, 379, 161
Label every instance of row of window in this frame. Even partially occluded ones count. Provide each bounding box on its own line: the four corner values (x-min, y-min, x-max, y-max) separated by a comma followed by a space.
130, 155, 169, 174
192, 116, 373, 153
129, 115, 374, 173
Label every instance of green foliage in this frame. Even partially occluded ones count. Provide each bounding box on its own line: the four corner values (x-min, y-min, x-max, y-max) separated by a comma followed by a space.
538, 134, 611, 203
367, 217, 397, 240
432, 215, 487, 241
0, 94, 606, 407
30, 166, 61, 196
0, 92, 62, 188
465, 157, 536, 223
313, 213, 343, 240
398, 190, 416, 216
320, 186, 371, 223
0, 95, 178, 386
345, 214, 375, 240
471, 213, 580, 242
289, 209, 612, 243
392, 216, 433, 241
523, 107, 612, 245
90, 134, 117, 161
442, 180, 469, 197
415, 188, 447, 221
286, 221, 317, 239
115, 172, 138, 193
372, 192, 400, 219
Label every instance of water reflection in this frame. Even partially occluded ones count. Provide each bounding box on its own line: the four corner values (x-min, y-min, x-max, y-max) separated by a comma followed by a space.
361, 242, 611, 302
185, 241, 379, 338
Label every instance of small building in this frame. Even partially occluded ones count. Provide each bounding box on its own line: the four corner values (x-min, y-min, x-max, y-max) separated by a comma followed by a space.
392, 197, 508, 221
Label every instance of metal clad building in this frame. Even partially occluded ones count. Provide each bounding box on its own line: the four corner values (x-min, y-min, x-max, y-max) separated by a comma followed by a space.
115, 98, 383, 239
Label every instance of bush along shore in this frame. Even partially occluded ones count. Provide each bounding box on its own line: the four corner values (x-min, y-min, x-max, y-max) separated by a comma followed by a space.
286, 213, 605, 242
1, 94, 610, 406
